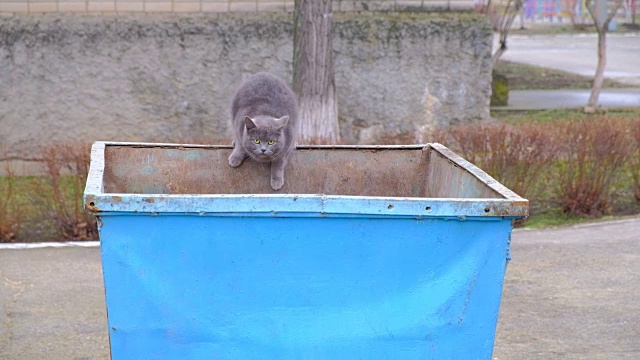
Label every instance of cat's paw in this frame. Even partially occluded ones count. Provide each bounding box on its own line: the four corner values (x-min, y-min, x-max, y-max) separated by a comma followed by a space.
271, 177, 284, 191
228, 154, 244, 167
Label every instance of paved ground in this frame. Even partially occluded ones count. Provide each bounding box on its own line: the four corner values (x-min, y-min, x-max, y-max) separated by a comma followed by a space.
0, 244, 108, 360
495, 33, 640, 110
497, 33, 640, 86
1, 218, 639, 359
494, 88, 640, 110
493, 218, 640, 360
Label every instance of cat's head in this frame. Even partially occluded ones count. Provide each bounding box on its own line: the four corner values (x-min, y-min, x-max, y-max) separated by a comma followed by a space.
242, 115, 289, 161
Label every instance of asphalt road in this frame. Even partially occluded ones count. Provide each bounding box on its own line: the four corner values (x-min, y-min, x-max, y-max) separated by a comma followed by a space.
493, 33, 640, 110
494, 88, 640, 110
1, 218, 639, 359
498, 33, 640, 86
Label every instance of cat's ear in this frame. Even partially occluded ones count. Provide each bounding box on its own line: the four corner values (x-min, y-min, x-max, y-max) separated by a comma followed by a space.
244, 116, 257, 130
274, 115, 289, 130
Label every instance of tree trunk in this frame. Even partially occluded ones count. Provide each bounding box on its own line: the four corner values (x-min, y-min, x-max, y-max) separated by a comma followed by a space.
585, 0, 624, 112
490, 0, 523, 67
585, 29, 607, 112
293, 0, 340, 144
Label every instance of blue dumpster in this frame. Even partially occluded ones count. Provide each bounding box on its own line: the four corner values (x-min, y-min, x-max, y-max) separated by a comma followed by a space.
84, 141, 528, 359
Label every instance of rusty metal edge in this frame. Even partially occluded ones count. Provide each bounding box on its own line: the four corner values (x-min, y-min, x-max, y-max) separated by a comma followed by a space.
83, 141, 529, 218
84, 142, 106, 213
427, 143, 528, 202
90, 141, 428, 151
83, 193, 529, 218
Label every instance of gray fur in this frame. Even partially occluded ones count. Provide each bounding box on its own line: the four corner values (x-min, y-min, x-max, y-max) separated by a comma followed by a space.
228, 72, 298, 190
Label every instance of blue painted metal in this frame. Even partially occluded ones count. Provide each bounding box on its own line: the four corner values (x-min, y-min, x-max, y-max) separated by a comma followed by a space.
85, 142, 528, 359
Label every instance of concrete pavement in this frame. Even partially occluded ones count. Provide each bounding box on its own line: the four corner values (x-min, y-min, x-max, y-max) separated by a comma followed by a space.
494, 218, 640, 359
497, 33, 640, 86
0, 245, 108, 360
1, 218, 639, 359
494, 33, 640, 110
493, 88, 640, 110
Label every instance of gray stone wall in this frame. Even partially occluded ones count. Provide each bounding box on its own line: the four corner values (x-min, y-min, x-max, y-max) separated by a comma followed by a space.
0, 12, 492, 166
333, 13, 493, 143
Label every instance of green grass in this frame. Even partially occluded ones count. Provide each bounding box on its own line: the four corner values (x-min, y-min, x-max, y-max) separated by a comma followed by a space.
0, 176, 33, 242
507, 21, 640, 36
494, 60, 632, 91
524, 210, 640, 229
522, 172, 640, 229
0, 175, 92, 242
525, 209, 591, 229
492, 107, 640, 124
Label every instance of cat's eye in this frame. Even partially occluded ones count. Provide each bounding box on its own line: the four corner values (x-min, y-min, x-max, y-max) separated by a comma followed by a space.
267, 140, 276, 145
253, 139, 260, 144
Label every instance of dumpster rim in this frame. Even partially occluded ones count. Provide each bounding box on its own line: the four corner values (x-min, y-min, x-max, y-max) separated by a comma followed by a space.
85, 141, 527, 200
84, 192, 529, 218
84, 142, 529, 218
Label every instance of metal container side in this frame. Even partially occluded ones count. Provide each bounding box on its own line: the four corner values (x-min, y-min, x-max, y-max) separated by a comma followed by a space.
84, 141, 528, 359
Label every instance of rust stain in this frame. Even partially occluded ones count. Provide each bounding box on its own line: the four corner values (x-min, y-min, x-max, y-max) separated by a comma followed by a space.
103, 146, 427, 197
85, 202, 101, 213
98, 145, 527, 218
482, 201, 529, 217
84, 195, 101, 213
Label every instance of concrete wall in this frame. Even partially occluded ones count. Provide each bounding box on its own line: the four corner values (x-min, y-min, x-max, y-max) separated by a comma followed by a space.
334, 12, 493, 143
0, 0, 472, 15
0, 12, 492, 168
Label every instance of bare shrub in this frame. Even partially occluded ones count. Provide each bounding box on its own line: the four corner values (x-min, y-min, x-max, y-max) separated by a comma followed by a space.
429, 122, 559, 200
31, 143, 98, 240
0, 158, 21, 242
553, 118, 631, 216
630, 118, 640, 201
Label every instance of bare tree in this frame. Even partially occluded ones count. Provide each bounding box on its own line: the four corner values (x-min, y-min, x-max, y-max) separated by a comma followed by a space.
483, 0, 525, 66
566, 0, 591, 28
585, 0, 624, 113
293, 0, 340, 144
623, 0, 637, 26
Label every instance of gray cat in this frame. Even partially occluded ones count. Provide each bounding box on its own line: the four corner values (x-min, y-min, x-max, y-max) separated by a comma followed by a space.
228, 72, 298, 190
